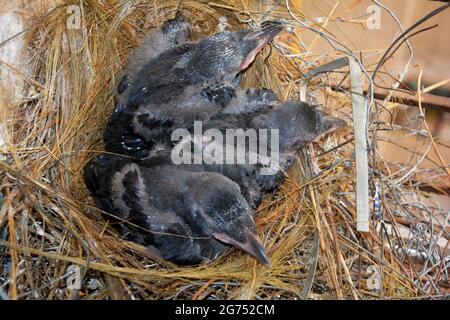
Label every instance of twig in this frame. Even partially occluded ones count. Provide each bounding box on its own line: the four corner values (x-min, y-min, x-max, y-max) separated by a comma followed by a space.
329, 83, 450, 113
300, 231, 319, 299
416, 68, 450, 176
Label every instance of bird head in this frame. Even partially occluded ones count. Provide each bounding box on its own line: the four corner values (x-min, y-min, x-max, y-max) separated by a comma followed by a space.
188, 22, 285, 83
187, 173, 271, 267
161, 16, 192, 47
250, 101, 347, 153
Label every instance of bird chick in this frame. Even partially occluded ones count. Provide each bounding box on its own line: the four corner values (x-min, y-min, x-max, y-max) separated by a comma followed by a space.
123, 22, 284, 108
178, 99, 346, 207
184, 22, 285, 84
83, 152, 270, 266
104, 23, 284, 159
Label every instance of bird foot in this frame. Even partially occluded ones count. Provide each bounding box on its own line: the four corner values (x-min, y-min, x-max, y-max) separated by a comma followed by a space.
202, 84, 236, 107
245, 88, 279, 106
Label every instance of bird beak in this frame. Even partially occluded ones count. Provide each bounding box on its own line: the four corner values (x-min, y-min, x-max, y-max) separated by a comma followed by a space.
240, 22, 285, 70
213, 230, 271, 267
311, 116, 347, 143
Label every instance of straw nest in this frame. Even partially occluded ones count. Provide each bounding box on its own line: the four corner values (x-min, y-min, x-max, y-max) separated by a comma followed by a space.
0, 0, 448, 299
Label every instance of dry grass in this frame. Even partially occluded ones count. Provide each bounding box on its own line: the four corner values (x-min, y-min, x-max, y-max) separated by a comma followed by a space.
0, 0, 448, 299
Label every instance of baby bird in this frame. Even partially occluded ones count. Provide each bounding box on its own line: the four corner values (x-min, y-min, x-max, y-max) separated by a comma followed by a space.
104, 22, 284, 159
176, 98, 346, 207
83, 152, 270, 266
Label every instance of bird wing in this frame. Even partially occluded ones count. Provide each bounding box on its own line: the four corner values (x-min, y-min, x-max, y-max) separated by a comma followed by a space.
115, 17, 192, 102
118, 44, 195, 108
221, 87, 279, 115
84, 154, 204, 262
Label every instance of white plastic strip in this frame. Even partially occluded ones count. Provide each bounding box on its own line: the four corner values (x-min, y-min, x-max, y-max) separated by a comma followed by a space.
348, 58, 369, 232
299, 81, 307, 102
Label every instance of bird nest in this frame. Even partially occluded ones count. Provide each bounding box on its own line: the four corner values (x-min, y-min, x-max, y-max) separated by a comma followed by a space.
0, 0, 448, 299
